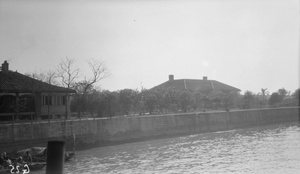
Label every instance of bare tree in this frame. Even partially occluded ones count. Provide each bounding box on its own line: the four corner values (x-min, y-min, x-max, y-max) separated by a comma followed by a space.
57, 57, 81, 89
56, 57, 81, 120
25, 71, 46, 82
85, 58, 111, 85
45, 70, 58, 85
77, 58, 111, 118
25, 70, 57, 85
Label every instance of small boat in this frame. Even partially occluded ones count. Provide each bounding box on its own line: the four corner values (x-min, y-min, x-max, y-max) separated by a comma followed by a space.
15, 147, 47, 162
65, 152, 75, 162
15, 147, 75, 162
27, 162, 46, 171
0, 169, 10, 174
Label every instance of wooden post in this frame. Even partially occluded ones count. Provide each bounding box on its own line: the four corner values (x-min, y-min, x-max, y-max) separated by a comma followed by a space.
12, 113, 15, 142
31, 113, 33, 139
48, 94, 51, 125
205, 113, 210, 131
15, 92, 20, 120
65, 94, 68, 120
34, 92, 42, 120
46, 141, 65, 174
64, 94, 68, 142
225, 111, 229, 130
72, 133, 76, 159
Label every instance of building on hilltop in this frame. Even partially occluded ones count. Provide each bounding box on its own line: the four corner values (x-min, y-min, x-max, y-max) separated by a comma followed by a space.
0, 60, 76, 121
152, 75, 241, 94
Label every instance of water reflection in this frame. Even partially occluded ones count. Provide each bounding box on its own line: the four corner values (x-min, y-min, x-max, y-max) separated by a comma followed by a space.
61, 124, 300, 174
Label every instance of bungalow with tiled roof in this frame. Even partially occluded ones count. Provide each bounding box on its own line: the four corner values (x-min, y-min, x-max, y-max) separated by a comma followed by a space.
152, 75, 240, 94
0, 60, 76, 121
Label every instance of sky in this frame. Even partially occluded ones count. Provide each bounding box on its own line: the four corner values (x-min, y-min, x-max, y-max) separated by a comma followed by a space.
0, 0, 299, 94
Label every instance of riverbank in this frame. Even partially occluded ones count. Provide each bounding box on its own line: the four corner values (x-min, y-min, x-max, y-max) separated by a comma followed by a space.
0, 107, 299, 152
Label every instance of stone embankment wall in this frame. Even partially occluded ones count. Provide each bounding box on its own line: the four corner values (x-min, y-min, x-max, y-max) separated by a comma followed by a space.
0, 107, 299, 151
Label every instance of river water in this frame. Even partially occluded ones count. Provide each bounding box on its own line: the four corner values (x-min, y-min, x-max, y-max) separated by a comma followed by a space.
35, 123, 300, 174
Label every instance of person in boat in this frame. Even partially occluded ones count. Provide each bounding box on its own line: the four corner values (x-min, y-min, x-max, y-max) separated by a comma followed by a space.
24, 151, 32, 164
0, 153, 5, 169
16, 156, 25, 165
0, 152, 12, 168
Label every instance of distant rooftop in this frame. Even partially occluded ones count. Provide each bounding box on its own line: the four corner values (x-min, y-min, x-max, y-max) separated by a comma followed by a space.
152, 75, 240, 92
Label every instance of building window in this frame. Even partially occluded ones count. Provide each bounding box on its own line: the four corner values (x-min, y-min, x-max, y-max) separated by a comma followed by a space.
53, 96, 58, 105
47, 96, 52, 105
57, 96, 61, 105
42, 95, 66, 106
42, 96, 46, 106
42, 95, 52, 105
62, 96, 67, 105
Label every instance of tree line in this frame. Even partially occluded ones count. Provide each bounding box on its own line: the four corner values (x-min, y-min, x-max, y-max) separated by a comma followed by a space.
70, 87, 300, 118
26, 57, 300, 118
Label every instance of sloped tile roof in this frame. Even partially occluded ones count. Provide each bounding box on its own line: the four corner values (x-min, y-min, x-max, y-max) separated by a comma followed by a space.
152, 79, 240, 93
0, 71, 76, 93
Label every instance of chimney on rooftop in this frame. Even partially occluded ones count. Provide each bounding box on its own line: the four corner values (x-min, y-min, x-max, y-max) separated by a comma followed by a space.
1, 60, 9, 72
169, 75, 174, 81
203, 76, 207, 80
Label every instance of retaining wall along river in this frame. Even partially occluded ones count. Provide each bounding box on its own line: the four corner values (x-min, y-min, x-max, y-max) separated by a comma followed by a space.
0, 107, 299, 151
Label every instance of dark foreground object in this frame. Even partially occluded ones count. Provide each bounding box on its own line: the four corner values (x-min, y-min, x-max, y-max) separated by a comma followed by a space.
15, 147, 74, 162
46, 141, 65, 174
28, 162, 46, 171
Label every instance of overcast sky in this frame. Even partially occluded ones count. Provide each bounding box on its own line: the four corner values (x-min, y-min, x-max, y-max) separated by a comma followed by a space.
0, 0, 299, 93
